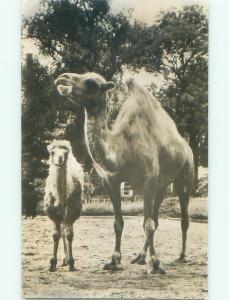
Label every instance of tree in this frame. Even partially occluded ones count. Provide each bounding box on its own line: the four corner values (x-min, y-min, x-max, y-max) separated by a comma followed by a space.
22, 54, 56, 215
22, 53, 93, 215
24, 0, 131, 79
126, 5, 208, 189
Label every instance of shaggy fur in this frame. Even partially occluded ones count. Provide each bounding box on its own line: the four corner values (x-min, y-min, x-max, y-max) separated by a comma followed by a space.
44, 140, 84, 272
55, 72, 194, 274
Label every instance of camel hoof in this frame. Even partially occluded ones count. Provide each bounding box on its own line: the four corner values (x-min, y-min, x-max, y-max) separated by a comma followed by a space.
147, 257, 166, 275
69, 265, 76, 272
103, 261, 123, 271
171, 255, 189, 265
131, 254, 146, 265
158, 266, 166, 275
67, 257, 76, 271
49, 257, 57, 272
49, 265, 57, 272
61, 258, 68, 266
178, 254, 189, 263
178, 257, 188, 263
150, 266, 166, 275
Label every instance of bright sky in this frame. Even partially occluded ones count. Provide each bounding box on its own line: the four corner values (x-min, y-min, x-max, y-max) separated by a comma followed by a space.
111, 0, 207, 24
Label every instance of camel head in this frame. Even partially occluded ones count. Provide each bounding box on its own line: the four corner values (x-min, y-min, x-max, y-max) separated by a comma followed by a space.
54, 72, 115, 115
47, 140, 72, 168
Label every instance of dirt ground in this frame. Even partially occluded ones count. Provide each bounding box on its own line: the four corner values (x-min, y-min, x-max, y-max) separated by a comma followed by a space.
22, 216, 207, 299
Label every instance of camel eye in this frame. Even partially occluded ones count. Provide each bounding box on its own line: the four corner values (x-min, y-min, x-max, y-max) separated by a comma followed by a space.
61, 74, 69, 79
84, 78, 100, 92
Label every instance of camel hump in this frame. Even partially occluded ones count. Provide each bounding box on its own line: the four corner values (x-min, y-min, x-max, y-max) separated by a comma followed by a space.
126, 78, 137, 90
126, 78, 148, 97
125, 78, 145, 100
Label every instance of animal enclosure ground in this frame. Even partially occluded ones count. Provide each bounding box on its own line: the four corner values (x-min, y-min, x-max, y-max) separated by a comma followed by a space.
22, 216, 207, 299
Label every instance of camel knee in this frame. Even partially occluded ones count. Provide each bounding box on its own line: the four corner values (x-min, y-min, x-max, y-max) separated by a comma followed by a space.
144, 218, 156, 237
46, 206, 55, 218
52, 229, 61, 242
114, 218, 124, 234
181, 216, 189, 232
46, 206, 63, 222
64, 227, 74, 242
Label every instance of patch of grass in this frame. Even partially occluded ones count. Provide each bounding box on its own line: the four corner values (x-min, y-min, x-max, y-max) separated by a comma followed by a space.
188, 197, 208, 220
82, 199, 143, 216
160, 197, 208, 220
82, 197, 208, 220
82, 200, 113, 216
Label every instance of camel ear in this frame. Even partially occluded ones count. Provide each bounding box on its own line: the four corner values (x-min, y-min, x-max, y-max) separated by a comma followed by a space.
47, 144, 53, 153
101, 81, 116, 91
63, 140, 72, 152
47, 140, 56, 152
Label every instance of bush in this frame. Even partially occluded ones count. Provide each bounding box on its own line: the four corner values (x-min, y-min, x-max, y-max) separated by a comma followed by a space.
196, 176, 208, 197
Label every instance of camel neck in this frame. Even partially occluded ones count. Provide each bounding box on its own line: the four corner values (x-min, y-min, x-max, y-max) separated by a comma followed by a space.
84, 108, 117, 175
51, 166, 67, 203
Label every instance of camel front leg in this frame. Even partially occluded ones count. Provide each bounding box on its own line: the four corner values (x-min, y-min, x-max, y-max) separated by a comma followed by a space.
63, 224, 76, 271
131, 239, 148, 265
49, 222, 61, 272
103, 179, 124, 271
61, 227, 68, 266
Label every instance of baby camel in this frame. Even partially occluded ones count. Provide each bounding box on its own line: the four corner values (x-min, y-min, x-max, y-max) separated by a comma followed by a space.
54, 72, 194, 274
44, 140, 84, 272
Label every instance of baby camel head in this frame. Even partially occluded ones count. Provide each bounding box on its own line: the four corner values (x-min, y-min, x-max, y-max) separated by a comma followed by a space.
54, 72, 115, 115
47, 140, 72, 168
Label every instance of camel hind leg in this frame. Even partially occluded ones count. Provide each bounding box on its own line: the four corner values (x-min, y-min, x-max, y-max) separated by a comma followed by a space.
143, 179, 166, 274
174, 161, 194, 261
131, 186, 167, 265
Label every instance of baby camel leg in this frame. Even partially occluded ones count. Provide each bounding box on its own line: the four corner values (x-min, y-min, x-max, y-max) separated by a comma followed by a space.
61, 227, 68, 266
63, 224, 76, 271
49, 222, 61, 272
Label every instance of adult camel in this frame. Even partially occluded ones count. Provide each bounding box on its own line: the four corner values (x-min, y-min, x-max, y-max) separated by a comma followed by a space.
54, 72, 194, 274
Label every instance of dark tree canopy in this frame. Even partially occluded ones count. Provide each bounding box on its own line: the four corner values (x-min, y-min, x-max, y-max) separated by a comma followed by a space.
25, 0, 131, 79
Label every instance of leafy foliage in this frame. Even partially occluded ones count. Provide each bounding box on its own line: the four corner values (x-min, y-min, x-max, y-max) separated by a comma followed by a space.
25, 0, 131, 79
22, 54, 55, 215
